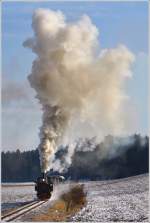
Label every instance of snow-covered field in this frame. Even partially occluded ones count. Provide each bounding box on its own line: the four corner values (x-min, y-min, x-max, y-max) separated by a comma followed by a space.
1, 174, 149, 222
1, 183, 36, 214
71, 174, 149, 222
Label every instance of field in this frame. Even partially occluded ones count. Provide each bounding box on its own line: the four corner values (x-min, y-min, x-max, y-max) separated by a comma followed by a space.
1, 174, 149, 222
71, 174, 149, 222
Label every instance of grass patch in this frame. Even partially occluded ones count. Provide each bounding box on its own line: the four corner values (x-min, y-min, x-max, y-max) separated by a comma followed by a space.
31, 184, 86, 222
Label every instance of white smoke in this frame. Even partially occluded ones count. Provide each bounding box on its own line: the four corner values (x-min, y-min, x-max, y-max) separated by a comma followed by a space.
53, 143, 76, 173
24, 9, 135, 173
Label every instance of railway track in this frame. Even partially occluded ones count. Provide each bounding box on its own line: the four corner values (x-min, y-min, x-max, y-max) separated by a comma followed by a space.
1, 200, 47, 222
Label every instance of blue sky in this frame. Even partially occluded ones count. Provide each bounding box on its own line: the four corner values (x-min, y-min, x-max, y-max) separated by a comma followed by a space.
2, 1, 148, 150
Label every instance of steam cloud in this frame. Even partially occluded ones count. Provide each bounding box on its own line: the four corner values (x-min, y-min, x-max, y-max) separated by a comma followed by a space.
24, 9, 135, 173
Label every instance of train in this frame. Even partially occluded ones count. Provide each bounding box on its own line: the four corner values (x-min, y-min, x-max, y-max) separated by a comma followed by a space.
35, 173, 65, 200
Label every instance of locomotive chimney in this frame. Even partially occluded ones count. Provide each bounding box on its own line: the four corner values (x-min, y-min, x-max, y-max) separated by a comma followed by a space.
42, 172, 46, 179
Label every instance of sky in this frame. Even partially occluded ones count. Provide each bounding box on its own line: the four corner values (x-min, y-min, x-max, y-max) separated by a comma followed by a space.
2, 1, 148, 151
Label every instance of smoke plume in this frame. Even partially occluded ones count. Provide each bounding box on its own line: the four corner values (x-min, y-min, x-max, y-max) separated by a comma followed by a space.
24, 9, 135, 173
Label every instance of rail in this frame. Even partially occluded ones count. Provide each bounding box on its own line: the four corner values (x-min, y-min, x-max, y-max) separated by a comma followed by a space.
1, 200, 47, 222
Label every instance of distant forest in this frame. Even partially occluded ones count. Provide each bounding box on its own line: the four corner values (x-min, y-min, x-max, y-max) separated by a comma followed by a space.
1, 134, 149, 182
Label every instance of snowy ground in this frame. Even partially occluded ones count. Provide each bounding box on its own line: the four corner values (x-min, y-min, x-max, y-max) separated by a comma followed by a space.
71, 174, 149, 222
1, 183, 36, 214
1, 174, 149, 222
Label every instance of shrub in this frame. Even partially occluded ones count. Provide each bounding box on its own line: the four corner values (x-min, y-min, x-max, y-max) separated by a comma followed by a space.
61, 184, 86, 212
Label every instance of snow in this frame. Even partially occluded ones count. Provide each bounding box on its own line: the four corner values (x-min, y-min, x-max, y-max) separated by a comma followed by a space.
71, 174, 149, 222
2, 174, 149, 222
1, 184, 36, 214
2, 182, 34, 186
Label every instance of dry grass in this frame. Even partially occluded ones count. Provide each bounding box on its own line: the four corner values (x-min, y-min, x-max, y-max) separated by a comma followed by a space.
61, 184, 86, 212
31, 184, 86, 222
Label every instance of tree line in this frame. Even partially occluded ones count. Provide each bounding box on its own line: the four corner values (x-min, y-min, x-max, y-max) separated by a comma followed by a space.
1, 134, 149, 182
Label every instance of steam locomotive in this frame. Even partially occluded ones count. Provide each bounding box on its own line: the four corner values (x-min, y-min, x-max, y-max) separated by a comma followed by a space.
35, 173, 65, 200
35, 173, 53, 200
